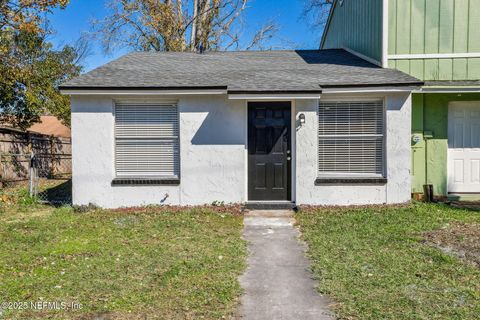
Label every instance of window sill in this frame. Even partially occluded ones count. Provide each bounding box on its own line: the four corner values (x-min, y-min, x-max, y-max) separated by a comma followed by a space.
112, 178, 180, 186
315, 177, 387, 185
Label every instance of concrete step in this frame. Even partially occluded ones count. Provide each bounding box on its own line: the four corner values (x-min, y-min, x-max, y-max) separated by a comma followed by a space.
244, 201, 296, 210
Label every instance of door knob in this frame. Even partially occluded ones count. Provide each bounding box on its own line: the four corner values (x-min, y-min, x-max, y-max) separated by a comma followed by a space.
287, 157, 291, 161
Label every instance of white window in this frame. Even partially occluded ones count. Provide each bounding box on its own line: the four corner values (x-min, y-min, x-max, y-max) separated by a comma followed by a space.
114, 101, 179, 178
318, 101, 385, 177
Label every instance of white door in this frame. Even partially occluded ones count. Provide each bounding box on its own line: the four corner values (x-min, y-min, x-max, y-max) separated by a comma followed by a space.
448, 102, 480, 193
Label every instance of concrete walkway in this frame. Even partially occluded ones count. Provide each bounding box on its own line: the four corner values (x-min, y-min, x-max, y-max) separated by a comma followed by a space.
237, 210, 334, 320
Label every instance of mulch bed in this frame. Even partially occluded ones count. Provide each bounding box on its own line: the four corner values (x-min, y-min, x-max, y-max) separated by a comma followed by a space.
423, 223, 480, 268
108, 203, 245, 215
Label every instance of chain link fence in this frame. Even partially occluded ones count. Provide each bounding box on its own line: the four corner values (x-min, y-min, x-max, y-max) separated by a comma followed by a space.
0, 152, 72, 205
1, 130, 72, 205
30, 153, 72, 205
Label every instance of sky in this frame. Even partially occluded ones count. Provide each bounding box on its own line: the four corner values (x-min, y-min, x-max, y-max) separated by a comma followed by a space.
48, 0, 324, 72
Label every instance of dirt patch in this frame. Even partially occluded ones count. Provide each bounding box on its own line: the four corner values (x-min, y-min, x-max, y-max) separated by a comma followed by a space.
3, 207, 54, 223
423, 223, 480, 268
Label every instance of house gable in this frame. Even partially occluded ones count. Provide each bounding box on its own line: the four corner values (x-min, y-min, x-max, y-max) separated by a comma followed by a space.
321, 0, 384, 66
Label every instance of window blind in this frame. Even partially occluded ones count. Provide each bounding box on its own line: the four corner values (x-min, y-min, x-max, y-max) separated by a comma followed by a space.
115, 102, 179, 178
318, 101, 384, 176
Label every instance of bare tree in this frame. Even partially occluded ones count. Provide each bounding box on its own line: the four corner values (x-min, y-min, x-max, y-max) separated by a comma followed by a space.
71, 36, 93, 65
92, 0, 278, 53
244, 21, 278, 51
302, 0, 333, 29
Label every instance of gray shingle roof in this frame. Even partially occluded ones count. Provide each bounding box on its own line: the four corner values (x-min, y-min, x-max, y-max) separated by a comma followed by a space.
60, 49, 422, 92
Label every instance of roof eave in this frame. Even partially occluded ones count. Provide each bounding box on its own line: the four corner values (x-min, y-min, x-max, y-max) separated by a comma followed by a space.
419, 87, 480, 93
227, 89, 323, 95
320, 82, 424, 88
60, 86, 228, 96
227, 90, 323, 100
321, 83, 423, 94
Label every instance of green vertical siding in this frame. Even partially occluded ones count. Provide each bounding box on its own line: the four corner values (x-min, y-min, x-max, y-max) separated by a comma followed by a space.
389, 0, 480, 54
470, 1, 480, 52
411, 93, 480, 196
388, 0, 480, 80
389, 58, 480, 80
453, 0, 469, 53
322, 0, 383, 63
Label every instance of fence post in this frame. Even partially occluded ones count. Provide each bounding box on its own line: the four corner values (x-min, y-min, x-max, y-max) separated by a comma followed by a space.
29, 152, 35, 197
50, 135, 54, 178
0, 151, 3, 188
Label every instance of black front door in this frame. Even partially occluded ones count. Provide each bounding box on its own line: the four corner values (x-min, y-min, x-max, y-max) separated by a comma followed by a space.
248, 102, 291, 201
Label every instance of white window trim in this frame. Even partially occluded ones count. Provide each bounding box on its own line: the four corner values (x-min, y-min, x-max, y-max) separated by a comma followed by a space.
317, 98, 386, 179
389, 52, 480, 60
113, 99, 180, 179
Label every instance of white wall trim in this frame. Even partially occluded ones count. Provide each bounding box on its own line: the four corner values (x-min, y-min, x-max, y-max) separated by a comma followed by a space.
382, 0, 389, 67
389, 52, 480, 60
244, 100, 248, 203
415, 87, 480, 93
343, 47, 383, 67
61, 89, 227, 96
291, 100, 297, 204
322, 86, 418, 94
228, 94, 321, 100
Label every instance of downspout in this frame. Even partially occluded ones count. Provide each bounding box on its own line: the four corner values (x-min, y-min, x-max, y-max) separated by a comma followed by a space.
424, 93, 428, 187
423, 94, 434, 202
423, 134, 434, 202
424, 137, 428, 186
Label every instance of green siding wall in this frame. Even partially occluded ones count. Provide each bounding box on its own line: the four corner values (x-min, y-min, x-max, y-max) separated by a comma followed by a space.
411, 93, 480, 196
389, 58, 480, 80
322, 0, 383, 63
389, 0, 480, 80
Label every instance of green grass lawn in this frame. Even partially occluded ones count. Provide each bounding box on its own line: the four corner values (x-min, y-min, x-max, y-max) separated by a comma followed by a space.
296, 203, 480, 320
0, 202, 246, 319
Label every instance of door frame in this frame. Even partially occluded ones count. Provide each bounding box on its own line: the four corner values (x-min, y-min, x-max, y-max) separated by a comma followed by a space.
244, 100, 296, 202
447, 101, 480, 194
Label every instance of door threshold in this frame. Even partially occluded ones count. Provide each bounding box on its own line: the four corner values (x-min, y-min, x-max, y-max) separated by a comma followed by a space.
447, 193, 480, 202
245, 201, 296, 210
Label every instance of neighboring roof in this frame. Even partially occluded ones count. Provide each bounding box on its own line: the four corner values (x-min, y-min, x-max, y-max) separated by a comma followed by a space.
424, 80, 480, 87
0, 116, 70, 138
28, 116, 71, 138
60, 49, 422, 93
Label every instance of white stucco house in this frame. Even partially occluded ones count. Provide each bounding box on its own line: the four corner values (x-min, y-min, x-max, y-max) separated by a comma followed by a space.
60, 49, 422, 209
